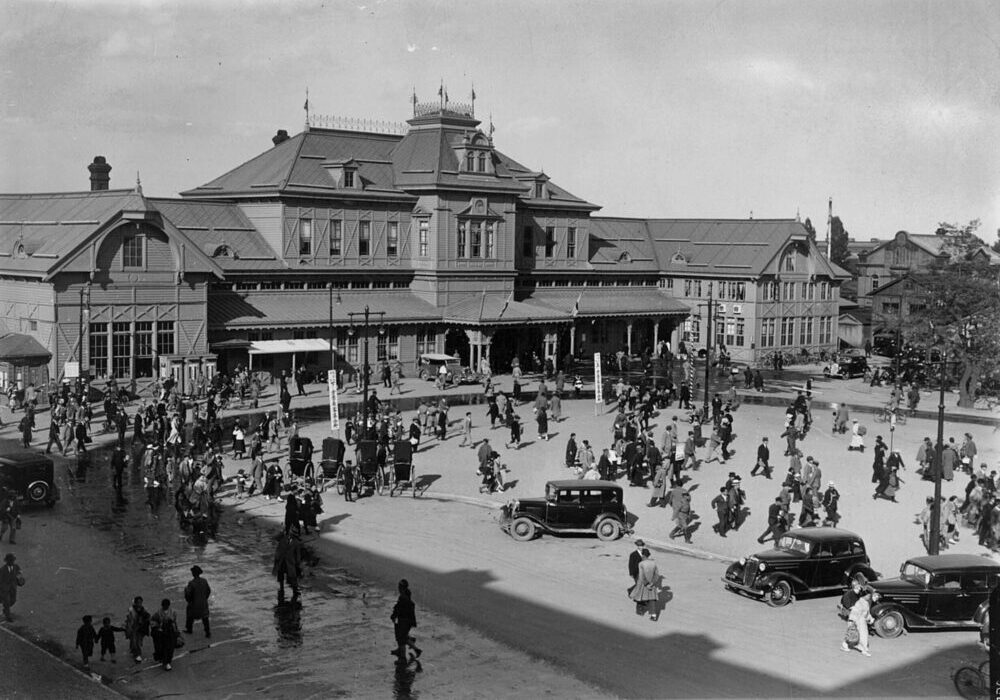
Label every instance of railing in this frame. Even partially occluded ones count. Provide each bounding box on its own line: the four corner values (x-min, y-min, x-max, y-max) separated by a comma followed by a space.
308, 114, 408, 135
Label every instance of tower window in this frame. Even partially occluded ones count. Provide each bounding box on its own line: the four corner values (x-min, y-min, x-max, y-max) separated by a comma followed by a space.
477, 153, 487, 172
466, 152, 475, 171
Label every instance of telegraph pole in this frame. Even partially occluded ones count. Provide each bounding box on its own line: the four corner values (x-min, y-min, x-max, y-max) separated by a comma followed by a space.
927, 351, 947, 555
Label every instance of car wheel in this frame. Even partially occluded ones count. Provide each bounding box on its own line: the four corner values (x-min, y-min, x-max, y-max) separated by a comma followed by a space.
27, 481, 49, 502
596, 519, 622, 541
765, 580, 793, 607
418, 369, 428, 381
873, 611, 904, 638
510, 518, 536, 542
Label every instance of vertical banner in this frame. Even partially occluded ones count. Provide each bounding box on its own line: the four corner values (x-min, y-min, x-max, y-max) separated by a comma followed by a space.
593, 352, 603, 404
328, 370, 340, 433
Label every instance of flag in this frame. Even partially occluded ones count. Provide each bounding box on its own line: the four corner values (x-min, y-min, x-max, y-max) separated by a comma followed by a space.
438, 83, 443, 98
444, 88, 449, 103
303, 97, 309, 112
572, 292, 582, 318
498, 290, 513, 318
471, 85, 477, 101
478, 288, 488, 322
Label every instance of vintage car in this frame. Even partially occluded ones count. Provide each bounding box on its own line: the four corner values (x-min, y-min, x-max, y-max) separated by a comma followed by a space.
722, 528, 877, 607
500, 480, 631, 542
823, 355, 869, 379
416, 353, 478, 386
869, 554, 1000, 638
0, 445, 59, 507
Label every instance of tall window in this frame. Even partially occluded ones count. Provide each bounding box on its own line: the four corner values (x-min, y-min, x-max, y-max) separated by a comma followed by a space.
871, 274, 880, 291
122, 236, 143, 268
544, 227, 556, 258
725, 319, 735, 346
694, 280, 703, 297
534, 182, 544, 199
735, 318, 745, 346
112, 322, 131, 378
715, 319, 725, 347
782, 253, 795, 272
734, 282, 746, 301
457, 221, 468, 259
566, 227, 576, 259
418, 220, 429, 257
522, 226, 533, 257
782, 282, 795, 301
89, 322, 108, 378
800, 317, 813, 344
761, 318, 775, 347
780, 318, 795, 346
377, 328, 399, 361
683, 317, 700, 343
338, 329, 358, 364
477, 153, 487, 172
387, 222, 398, 257
820, 317, 832, 344
416, 326, 436, 355
466, 152, 475, 171
485, 223, 496, 258
343, 170, 355, 188
156, 321, 175, 356
134, 322, 154, 377
470, 221, 482, 258
330, 220, 342, 256
358, 221, 371, 256
299, 219, 313, 256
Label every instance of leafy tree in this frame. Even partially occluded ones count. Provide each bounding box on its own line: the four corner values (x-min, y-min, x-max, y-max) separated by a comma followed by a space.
934, 219, 985, 259
900, 259, 1000, 407
991, 229, 1000, 255
829, 216, 850, 266
802, 217, 817, 245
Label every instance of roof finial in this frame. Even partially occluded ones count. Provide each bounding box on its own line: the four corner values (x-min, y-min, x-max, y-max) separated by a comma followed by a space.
749, 210, 753, 219
438, 79, 444, 108
795, 207, 801, 223
135, 171, 143, 195
470, 83, 476, 117
304, 87, 310, 130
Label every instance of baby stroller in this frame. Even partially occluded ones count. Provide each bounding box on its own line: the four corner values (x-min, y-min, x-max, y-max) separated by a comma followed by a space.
389, 439, 418, 497
479, 451, 509, 494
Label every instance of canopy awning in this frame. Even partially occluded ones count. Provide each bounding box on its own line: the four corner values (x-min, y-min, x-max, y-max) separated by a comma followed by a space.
0, 333, 52, 363
248, 339, 333, 356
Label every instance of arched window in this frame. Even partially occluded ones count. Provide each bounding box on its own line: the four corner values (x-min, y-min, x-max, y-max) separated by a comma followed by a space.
466, 152, 475, 171
782, 251, 795, 272
477, 152, 487, 172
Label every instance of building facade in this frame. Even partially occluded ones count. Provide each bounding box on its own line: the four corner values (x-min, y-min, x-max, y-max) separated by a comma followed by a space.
0, 98, 846, 390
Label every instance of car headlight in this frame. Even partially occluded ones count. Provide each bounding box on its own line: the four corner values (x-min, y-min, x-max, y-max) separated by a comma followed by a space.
758, 562, 767, 572
739, 557, 746, 566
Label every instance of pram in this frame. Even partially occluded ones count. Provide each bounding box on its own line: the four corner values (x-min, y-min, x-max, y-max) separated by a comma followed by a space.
389, 439, 418, 497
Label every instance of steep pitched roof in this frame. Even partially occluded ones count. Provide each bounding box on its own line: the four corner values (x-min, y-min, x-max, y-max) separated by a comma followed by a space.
587, 218, 661, 272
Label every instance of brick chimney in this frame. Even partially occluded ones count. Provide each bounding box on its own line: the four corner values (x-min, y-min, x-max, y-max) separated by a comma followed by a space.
272, 129, 290, 146
88, 156, 111, 191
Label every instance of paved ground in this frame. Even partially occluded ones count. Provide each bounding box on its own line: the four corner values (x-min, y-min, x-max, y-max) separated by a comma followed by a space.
1, 624, 122, 699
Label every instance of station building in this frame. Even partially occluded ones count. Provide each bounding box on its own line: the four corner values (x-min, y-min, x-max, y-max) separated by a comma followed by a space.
0, 99, 846, 393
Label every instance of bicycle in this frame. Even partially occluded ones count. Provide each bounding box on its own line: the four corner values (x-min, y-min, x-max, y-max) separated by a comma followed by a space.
953, 659, 990, 700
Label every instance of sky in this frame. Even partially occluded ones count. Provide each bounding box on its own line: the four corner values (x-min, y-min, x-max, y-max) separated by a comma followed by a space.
2, 0, 999, 244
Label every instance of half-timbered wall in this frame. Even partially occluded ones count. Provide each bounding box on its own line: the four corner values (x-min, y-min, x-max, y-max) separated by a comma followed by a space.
0, 277, 57, 367
516, 208, 592, 272
279, 202, 416, 269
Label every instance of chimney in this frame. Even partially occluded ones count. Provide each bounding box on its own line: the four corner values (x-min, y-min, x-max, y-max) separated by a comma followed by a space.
272, 129, 290, 146
88, 156, 111, 191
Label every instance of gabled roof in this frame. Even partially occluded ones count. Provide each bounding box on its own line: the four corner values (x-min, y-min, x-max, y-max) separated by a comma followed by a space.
0, 333, 51, 361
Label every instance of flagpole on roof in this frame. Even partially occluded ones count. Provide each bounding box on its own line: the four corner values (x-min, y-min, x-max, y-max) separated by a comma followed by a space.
304, 87, 310, 130
471, 83, 476, 117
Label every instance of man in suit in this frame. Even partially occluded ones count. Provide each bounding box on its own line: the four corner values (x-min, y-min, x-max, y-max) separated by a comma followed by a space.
711, 487, 730, 536
750, 437, 771, 478
757, 497, 788, 546
0, 552, 22, 621
627, 539, 645, 586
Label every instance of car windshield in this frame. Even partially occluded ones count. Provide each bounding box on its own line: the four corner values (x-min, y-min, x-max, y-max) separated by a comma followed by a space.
775, 535, 811, 555
900, 562, 931, 585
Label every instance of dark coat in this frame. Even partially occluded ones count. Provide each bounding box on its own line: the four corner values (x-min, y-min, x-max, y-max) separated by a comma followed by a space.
184, 576, 211, 618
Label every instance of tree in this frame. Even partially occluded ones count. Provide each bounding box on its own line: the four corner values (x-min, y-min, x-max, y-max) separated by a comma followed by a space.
900, 259, 1000, 407
991, 229, 1000, 255
829, 216, 850, 266
934, 219, 985, 260
803, 217, 817, 245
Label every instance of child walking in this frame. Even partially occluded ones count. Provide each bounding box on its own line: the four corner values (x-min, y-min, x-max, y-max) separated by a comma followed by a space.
76, 615, 98, 668
98, 616, 124, 662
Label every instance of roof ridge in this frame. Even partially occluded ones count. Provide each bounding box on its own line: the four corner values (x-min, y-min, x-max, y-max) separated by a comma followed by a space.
0, 189, 135, 199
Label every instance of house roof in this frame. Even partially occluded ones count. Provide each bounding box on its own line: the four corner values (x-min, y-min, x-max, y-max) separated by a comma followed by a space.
441, 294, 567, 325
0, 333, 52, 361
208, 290, 441, 329
587, 219, 662, 272
523, 289, 689, 318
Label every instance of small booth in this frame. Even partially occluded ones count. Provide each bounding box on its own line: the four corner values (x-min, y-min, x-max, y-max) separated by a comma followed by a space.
247, 338, 335, 381
0, 333, 52, 396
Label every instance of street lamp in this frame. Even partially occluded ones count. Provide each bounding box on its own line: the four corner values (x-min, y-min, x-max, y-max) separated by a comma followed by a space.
346, 305, 386, 439
692, 282, 722, 417
77, 281, 91, 388
328, 284, 342, 382
927, 350, 950, 555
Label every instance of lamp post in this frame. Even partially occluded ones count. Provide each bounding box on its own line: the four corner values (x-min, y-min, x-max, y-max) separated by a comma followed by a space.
693, 282, 722, 417
77, 281, 91, 389
328, 284, 341, 382
346, 305, 386, 439
927, 350, 948, 555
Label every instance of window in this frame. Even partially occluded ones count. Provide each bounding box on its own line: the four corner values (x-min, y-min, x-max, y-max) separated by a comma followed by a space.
781, 282, 795, 301
780, 318, 795, 346
416, 326, 436, 355
782, 252, 795, 272
820, 316, 832, 344
715, 319, 725, 347
485, 222, 495, 258
89, 322, 108, 378
544, 227, 555, 258
800, 317, 813, 344
871, 274, 880, 291
418, 220, 429, 257
725, 319, 736, 346
761, 318, 776, 347
330, 220, 342, 256
248, 330, 274, 342
338, 329, 358, 364
802, 282, 814, 300
659, 278, 673, 290
564, 227, 577, 259
293, 329, 318, 339
819, 281, 829, 300
284, 281, 304, 290
470, 221, 482, 258
763, 281, 778, 301
20, 318, 37, 332
522, 227, 533, 257
457, 221, 468, 259
683, 317, 701, 343
377, 328, 399, 361
534, 182, 544, 199
387, 222, 398, 257
134, 321, 154, 378
112, 322, 131, 377
477, 153, 487, 172
299, 219, 312, 256
466, 152, 475, 171
684, 279, 692, 296
892, 247, 909, 266
881, 301, 900, 315
123, 236, 143, 268
358, 221, 371, 256
735, 318, 745, 347
343, 170, 355, 188
156, 321, 175, 356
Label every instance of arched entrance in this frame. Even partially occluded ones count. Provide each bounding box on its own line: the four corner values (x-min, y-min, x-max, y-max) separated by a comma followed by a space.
444, 327, 470, 364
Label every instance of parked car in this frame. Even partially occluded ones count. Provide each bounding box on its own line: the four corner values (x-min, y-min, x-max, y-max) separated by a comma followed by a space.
0, 445, 59, 507
500, 480, 631, 542
722, 528, 877, 607
869, 554, 1000, 638
416, 353, 478, 386
823, 355, 869, 379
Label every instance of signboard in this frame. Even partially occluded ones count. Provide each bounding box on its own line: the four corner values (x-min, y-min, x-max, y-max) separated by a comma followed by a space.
64, 361, 80, 379
593, 352, 603, 404
328, 370, 340, 432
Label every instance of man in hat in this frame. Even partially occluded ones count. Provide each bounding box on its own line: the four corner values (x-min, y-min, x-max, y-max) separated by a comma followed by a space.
750, 437, 771, 478
0, 552, 22, 621
183, 565, 212, 637
627, 539, 645, 588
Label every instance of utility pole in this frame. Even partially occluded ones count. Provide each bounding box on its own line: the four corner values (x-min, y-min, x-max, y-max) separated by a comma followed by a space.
695, 283, 720, 418
825, 197, 833, 260
346, 305, 386, 439
928, 351, 947, 555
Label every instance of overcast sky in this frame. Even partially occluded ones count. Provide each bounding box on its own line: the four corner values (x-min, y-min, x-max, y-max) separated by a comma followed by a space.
3, 0, 998, 244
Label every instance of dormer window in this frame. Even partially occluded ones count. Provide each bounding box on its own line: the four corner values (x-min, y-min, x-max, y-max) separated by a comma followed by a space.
477, 153, 487, 172
534, 182, 544, 199
14, 244, 26, 259
343, 170, 355, 188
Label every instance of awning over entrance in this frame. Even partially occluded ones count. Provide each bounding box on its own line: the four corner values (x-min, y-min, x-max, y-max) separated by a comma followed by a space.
248, 339, 333, 356
523, 289, 690, 318
0, 333, 52, 363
